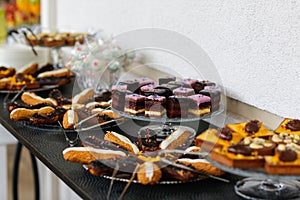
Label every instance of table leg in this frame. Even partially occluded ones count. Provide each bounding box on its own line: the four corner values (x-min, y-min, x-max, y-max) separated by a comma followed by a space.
12, 142, 40, 200
0, 145, 8, 200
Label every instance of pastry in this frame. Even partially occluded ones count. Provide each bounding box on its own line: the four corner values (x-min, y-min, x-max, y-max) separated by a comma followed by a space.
104, 131, 140, 154
118, 80, 139, 92
7, 73, 40, 90
0, 66, 16, 79
62, 110, 79, 129
62, 146, 127, 164
176, 158, 224, 176
72, 88, 95, 104
124, 93, 146, 116
21, 92, 57, 106
264, 144, 300, 174
226, 120, 274, 138
0, 77, 10, 89
239, 136, 276, 156
145, 95, 166, 117
36, 68, 72, 86
195, 128, 244, 150
161, 165, 198, 182
32, 63, 54, 77
270, 132, 300, 145
210, 144, 265, 168
140, 83, 157, 95
159, 127, 192, 150
29, 107, 66, 125
10, 106, 55, 121
137, 162, 162, 185
187, 94, 211, 116
274, 118, 300, 135
16, 62, 38, 75
111, 88, 130, 111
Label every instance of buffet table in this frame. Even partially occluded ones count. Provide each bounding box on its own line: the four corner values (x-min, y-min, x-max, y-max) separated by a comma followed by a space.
0, 83, 244, 200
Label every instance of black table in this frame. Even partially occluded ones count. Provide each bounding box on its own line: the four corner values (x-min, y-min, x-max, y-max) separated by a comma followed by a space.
0, 83, 243, 200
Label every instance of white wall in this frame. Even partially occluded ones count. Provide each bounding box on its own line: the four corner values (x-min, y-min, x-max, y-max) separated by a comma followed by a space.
54, 0, 300, 118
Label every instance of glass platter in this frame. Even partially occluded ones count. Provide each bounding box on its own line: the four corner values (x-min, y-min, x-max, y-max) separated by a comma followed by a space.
0, 85, 59, 93
208, 158, 300, 199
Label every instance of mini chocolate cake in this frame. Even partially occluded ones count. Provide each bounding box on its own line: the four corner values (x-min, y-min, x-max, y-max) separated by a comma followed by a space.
135, 77, 154, 87
112, 89, 131, 111
158, 76, 176, 85
111, 84, 127, 93
124, 93, 146, 115
187, 94, 211, 116
145, 95, 166, 117
173, 87, 195, 97
166, 95, 188, 118
138, 128, 159, 151
144, 88, 173, 98
199, 86, 221, 112
119, 80, 139, 93
140, 83, 157, 95
180, 78, 215, 94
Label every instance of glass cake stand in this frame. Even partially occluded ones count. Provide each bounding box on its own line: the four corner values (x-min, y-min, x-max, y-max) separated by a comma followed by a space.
208, 159, 300, 200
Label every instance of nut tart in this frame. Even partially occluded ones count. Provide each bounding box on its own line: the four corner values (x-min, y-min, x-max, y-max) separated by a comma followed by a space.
274, 118, 300, 136
264, 144, 300, 175
226, 120, 274, 138
194, 128, 244, 150
210, 144, 265, 168
239, 137, 276, 156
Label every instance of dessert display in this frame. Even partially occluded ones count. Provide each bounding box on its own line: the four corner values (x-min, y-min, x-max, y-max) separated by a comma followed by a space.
111, 77, 222, 120
0, 62, 73, 91
26, 32, 88, 47
63, 126, 224, 185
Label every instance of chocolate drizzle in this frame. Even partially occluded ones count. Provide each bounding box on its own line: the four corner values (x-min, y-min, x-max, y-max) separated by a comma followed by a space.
138, 128, 159, 151
218, 128, 232, 141
245, 120, 260, 134
228, 144, 252, 156
286, 119, 300, 131
278, 148, 297, 162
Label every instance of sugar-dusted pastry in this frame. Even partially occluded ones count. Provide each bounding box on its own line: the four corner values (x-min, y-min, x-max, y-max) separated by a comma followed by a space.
137, 162, 162, 185
72, 88, 95, 104
21, 92, 57, 106
159, 127, 192, 150
10, 106, 55, 121
226, 119, 274, 138
62, 146, 127, 164
195, 128, 244, 150
62, 110, 79, 129
104, 131, 140, 154
176, 158, 224, 176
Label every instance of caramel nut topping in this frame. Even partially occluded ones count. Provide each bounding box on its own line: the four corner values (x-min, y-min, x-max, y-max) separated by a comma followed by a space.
245, 120, 260, 134
249, 143, 263, 149
277, 144, 286, 152
271, 134, 283, 143
286, 119, 300, 131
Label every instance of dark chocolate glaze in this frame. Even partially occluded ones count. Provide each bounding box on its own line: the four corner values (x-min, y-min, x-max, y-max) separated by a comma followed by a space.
245, 120, 260, 134
286, 119, 300, 131
218, 128, 233, 141
228, 144, 252, 156
138, 128, 159, 151
278, 148, 297, 162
